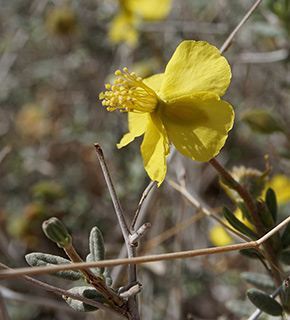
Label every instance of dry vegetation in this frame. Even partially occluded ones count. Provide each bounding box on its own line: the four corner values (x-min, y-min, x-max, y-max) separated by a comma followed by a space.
1, 0, 290, 319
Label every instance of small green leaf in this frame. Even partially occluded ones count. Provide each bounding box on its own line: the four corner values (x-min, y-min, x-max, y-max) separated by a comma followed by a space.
65, 286, 106, 312
280, 250, 290, 265
222, 206, 258, 240
103, 267, 112, 286
25, 252, 82, 281
278, 148, 290, 160
281, 222, 290, 249
265, 188, 278, 223
241, 272, 275, 291
239, 248, 265, 259
247, 288, 283, 316
88, 226, 106, 274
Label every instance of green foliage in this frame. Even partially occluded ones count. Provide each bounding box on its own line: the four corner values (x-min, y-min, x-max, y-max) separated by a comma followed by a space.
25, 252, 82, 281
247, 288, 283, 316
222, 205, 258, 239
281, 222, 290, 249
265, 188, 278, 223
88, 226, 106, 274
239, 248, 265, 259
31, 181, 66, 203
65, 286, 106, 312
241, 272, 275, 291
86, 226, 112, 286
242, 109, 285, 135
279, 250, 290, 265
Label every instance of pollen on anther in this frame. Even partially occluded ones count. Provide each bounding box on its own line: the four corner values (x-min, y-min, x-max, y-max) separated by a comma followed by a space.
115, 70, 122, 76
123, 67, 128, 73
105, 84, 111, 90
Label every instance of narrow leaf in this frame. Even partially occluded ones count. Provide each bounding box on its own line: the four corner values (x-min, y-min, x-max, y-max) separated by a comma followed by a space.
265, 188, 278, 223
281, 222, 290, 249
88, 226, 106, 274
222, 206, 258, 240
65, 286, 106, 312
241, 272, 275, 291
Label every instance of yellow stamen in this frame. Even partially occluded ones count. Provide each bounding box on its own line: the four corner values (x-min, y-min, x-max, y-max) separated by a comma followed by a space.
100, 68, 158, 113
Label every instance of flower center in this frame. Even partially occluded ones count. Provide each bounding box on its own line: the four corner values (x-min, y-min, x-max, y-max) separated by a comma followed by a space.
100, 68, 158, 113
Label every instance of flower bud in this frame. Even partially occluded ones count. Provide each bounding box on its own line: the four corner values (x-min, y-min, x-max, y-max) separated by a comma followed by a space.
42, 217, 72, 248
221, 166, 268, 201
242, 109, 284, 134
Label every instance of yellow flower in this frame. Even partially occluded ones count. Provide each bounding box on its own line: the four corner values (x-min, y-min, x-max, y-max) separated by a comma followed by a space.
109, 11, 139, 47
209, 209, 254, 247
124, 0, 172, 20
100, 41, 234, 185
109, 0, 172, 47
264, 174, 290, 206
209, 224, 233, 247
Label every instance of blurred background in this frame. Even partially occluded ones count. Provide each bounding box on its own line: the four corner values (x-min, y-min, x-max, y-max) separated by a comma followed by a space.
1, 0, 290, 319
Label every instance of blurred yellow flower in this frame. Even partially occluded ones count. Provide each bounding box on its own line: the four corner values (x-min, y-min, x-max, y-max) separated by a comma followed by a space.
209, 224, 233, 247
265, 174, 290, 206
109, 11, 139, 47
100, 41, 234, 185
109, 0, 172, 47
210, 173, 290, 246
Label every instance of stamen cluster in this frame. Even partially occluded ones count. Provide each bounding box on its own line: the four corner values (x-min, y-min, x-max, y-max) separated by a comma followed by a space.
101, 68, 158, 113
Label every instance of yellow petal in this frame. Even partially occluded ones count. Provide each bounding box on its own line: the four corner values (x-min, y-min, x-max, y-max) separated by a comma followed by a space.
140, 113, 170, 185
235, 208, 255, 230
109, 11, 139, 47
143, 73, 164, 93
159, 41, 232, 101
117, 112, 148, 148
159, 92, 234, 161
125, 0, 172, 20
209, 225, 233, 246
265, 174, 290, 206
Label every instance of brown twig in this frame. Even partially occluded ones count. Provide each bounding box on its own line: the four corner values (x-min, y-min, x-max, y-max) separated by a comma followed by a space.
168, 179, 251, 242
63, 243, 126, 312
94, 143, 140, 320
131, 181, 156, 230
0, 263, 124, 317
219, 0, 263, 54
1, 215, 290, 279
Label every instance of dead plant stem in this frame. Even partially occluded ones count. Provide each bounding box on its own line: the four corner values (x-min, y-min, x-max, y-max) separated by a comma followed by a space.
2, 215, 290, 280
219, 0, 263, 54
94, 143, 140, 320
0, 263, 124, 317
